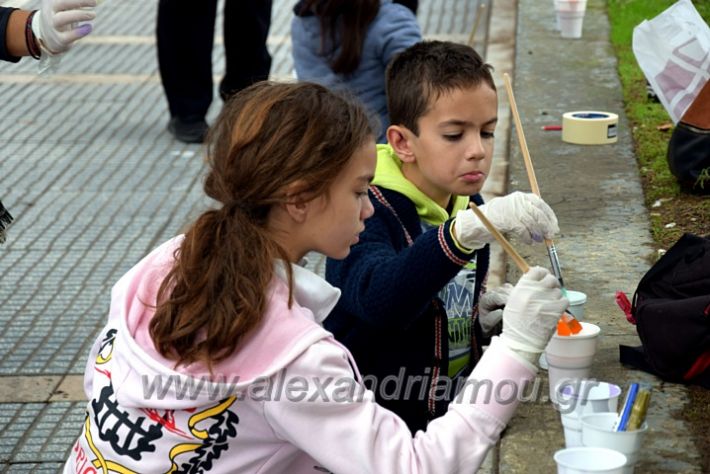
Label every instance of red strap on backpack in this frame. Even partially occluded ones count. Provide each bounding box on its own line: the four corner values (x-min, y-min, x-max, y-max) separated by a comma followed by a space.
685, 350, 710, 381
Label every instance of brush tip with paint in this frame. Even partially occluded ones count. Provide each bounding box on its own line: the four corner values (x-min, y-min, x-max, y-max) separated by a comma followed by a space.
557, 313, 583, 336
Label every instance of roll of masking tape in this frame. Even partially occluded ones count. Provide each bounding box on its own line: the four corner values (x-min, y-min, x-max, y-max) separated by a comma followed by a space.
561, 111, 619, 145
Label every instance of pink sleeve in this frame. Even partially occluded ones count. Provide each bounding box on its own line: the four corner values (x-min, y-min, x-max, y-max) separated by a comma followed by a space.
263, 337, 535, 474
449, 336, 538, 425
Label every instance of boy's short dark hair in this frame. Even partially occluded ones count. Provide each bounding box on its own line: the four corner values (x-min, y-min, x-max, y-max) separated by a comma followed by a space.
385, 41, 496, 135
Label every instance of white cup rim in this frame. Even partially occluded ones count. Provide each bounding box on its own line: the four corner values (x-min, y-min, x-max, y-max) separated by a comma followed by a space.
554, 446, 627, 470
558, 380, 622, 401
566, 290, 587, 305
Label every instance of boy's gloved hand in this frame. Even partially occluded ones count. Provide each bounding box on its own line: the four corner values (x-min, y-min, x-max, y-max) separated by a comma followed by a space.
453, 192, 559, 250
32, 0, 97, 55
478, 283, 513, 336
499, 266, 568, 365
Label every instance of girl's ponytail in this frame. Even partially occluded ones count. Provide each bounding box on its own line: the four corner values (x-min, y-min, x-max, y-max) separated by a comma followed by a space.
150, 205, 278, 369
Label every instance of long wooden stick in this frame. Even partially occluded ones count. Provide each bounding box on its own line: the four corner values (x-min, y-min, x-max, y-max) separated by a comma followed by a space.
503, 72, 540, 195
467, 2, 487, 48
469, 203, 530, 273
502, 72, 565, 286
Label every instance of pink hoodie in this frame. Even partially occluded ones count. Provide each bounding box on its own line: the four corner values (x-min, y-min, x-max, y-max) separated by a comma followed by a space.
64, 236, 537, 474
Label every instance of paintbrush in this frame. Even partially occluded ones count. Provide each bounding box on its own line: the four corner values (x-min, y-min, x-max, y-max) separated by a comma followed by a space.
469, 203, 581, 335
502, 72, 567, 291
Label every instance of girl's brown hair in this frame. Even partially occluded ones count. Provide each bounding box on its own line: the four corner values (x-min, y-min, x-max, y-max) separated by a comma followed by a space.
150, 81, 374, 369
298, 0, 380, 75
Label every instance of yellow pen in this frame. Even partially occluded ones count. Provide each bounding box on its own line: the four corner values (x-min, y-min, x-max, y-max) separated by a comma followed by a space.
626, 385, 651, 431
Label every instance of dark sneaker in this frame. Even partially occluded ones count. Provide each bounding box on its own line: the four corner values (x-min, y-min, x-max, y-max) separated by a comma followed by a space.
167, 117, 209, 144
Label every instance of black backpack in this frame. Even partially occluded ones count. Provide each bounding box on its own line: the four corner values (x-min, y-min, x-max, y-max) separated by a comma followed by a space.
619, 233, 710, 388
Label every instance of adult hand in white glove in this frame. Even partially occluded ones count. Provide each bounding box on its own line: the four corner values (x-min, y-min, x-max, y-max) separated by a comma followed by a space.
478, 283, 513, 336
32, 0, 97, 55
453, 192, 559, 250
499, 266, 568, 365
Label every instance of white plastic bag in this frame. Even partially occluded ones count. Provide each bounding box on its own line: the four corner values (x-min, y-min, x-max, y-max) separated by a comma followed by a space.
632, 0, 710, 123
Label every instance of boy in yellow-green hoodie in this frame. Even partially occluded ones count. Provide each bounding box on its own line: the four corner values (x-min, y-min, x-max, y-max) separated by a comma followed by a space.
325, 41, 559, 433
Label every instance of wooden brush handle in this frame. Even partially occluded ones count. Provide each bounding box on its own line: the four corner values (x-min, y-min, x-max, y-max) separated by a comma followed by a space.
503, 72, 541, 197
503, 72, 566, 286
469, 203, 530, 273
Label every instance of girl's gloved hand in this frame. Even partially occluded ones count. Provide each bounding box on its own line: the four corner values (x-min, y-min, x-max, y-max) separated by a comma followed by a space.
499, 266, 568, 365
32, 0, 97, 55
453, 192, 559, 250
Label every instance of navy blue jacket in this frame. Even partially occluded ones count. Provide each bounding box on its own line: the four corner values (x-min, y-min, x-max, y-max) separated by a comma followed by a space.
325, 186, 490, 433
0, 7, 21, 63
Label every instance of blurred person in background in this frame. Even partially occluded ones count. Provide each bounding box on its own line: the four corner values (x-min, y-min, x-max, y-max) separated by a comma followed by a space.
291, 0, 421, 143
156, 0, 272, 144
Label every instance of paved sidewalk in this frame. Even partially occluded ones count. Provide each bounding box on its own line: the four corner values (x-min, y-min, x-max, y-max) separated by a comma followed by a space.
0, 0, 702, 472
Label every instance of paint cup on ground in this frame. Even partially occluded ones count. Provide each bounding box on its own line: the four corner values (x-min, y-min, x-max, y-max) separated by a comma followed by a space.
554, 447, 627, 474
554, 0, 587, 39
581, 413, 648, 474
558, 11, 585, 38
545, 322, 601, 403
548, 364, 591, 404
539, 304, 597, 369
554, 0, 587, 15
566, 290, 587, 320
557, 380, 621, 448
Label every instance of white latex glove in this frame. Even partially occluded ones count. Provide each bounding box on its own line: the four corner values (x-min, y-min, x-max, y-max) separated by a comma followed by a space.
32, 0, 97, 55
499, 266, 568, 365
453, 192, 559, 250
478, 283, 513, 336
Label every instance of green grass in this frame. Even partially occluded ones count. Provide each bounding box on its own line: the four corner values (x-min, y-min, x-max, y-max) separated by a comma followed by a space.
607, 0, 710, 248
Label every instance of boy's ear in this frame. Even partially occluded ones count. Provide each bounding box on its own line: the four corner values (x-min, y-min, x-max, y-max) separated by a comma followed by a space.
387, 125, 416, 164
